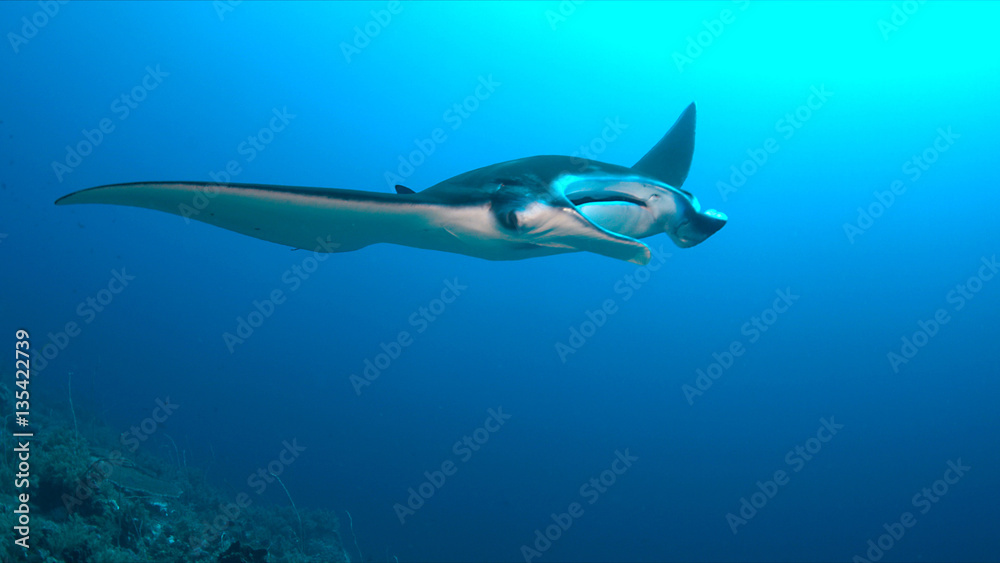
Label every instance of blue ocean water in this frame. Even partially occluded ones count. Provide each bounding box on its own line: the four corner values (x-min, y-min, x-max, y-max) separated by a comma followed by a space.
2, 1, 999, 561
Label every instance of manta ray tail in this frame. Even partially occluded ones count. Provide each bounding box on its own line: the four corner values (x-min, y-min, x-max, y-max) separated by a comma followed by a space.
632, 102, 696, 188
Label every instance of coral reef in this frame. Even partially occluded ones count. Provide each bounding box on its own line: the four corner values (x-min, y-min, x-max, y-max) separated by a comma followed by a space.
0, 381, 352, 563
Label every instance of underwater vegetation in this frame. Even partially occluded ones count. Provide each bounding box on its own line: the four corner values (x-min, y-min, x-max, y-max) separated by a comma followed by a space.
0, 379, 352, 563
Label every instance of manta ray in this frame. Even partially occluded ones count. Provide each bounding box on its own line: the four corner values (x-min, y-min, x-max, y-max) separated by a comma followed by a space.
56, 103, 726, 265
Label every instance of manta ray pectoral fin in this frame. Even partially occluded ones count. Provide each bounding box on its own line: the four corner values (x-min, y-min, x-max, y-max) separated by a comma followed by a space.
55, 181, 411, 253
632, 102, 696, 188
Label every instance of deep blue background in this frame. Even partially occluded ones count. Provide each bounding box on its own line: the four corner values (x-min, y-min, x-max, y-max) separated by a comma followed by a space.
2, 1, 999, 561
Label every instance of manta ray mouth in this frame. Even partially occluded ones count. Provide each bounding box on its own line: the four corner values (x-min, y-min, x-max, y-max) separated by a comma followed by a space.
567, 192, 646, 208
